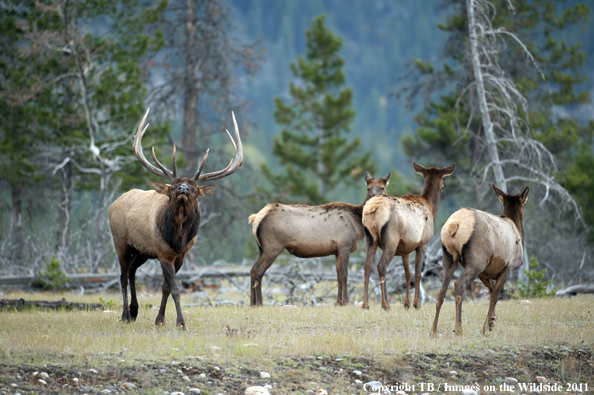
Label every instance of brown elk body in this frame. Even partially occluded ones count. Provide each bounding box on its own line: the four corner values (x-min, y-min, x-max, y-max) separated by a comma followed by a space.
432, 184, 529, 335
248, 172, 391, 306
361, 162, 456, 310
108, 108, 243, 329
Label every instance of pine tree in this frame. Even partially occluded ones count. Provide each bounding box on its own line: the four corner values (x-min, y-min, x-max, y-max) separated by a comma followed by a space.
262, 15, 375, 204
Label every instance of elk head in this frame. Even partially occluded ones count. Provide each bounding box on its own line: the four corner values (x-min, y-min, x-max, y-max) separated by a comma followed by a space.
364, 171, 391, 200
134, 108, 243, 203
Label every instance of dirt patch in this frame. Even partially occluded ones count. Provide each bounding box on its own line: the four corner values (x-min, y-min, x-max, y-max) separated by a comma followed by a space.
1, 346, 592, 394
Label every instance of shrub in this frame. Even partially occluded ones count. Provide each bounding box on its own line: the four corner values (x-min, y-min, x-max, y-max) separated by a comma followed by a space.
518, 256, 556, 298
39, 256, 70, 291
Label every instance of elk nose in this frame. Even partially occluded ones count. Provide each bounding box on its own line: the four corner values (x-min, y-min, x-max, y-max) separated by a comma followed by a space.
178, 184, 189, 194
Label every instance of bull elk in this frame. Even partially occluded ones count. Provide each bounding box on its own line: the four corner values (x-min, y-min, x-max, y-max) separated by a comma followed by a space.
108, 108, 243, 329
248, 172, 391, 306
362, 162, 456, 310
432, 184, 529, 335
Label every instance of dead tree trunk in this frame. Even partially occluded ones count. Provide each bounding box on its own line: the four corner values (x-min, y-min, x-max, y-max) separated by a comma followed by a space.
11, 184, 23, 265
182, 0, 199, 171
466, 0, 507, 192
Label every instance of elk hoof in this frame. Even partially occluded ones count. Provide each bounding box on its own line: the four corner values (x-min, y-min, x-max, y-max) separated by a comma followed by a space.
381, 304, 391, 311
362, 303, 370, 310
413, 303, 421, 310
403, 303, 410, 310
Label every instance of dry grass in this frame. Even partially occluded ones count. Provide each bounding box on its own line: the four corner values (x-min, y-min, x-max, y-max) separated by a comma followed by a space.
1, 291, 592, 366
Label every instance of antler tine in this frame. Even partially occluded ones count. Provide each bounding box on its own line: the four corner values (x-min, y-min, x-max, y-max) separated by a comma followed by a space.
151, 147, 175, 180
133, 108, 175, 182
172, 144, 178, 179
193, 111, 243, 183
192, 149, 210, 180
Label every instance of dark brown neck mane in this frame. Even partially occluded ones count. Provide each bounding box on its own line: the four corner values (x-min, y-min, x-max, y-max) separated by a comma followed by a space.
419, 176, 442, 221
501, 204, 525, 246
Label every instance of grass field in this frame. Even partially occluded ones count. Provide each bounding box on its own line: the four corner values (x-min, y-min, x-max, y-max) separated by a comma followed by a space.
0, 292, 592, 394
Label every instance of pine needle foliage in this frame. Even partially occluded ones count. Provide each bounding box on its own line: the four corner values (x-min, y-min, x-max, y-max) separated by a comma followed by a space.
518, 255, 556, 298
262, 15, 376, 204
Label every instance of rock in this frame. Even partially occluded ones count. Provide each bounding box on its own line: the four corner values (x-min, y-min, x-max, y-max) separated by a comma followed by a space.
260, 371, 271, 379
40, 372, 49, 379
535, 376, 548, 383
353, 370, 362, 376
449, 370, 458, 375
88, 369, 98, 374
198, 373, 207, 379
189, 389, 201, 394
396, 391, 407, 395
73, 378, 79, 385
123, 382, 137, 389
38, 379, 47, 385
245, 386, 269, 395
461, 390, 478, 395
32, 371, 39, 377
214, 366, 221, 371
505, 377, 518, 383
355, 379, 363, 384
99, 390, 112, 394
170, 392, 185, 395
316, 390, 328, 395
183, 375, 191, 382
10, 383, 18, 388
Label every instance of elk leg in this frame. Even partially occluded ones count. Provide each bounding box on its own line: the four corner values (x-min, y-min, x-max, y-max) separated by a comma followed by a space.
250, 247, 283, 307
377, 244, 397, 310
118, 250, 132, 323
478, 274, 495, 324
482, 268, 510, 335
431, 247, 459, 335
155, 260, 186, 329
453, 264, 483, 335
402, 254, 412, 309
413, 244, 427, 309
362, 229, 379, 309
335, 249, 350, 306
128, 254, 148, 321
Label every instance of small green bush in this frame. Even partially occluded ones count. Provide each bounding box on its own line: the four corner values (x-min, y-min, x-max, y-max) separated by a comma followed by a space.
518, 256, 556, 298
39, 256, 70, 291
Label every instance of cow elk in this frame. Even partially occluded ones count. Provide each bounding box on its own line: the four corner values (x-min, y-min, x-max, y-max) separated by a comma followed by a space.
432, 184, 529, 335
109, 108, 243, 330
362, 162, 456, 310
248, 172, 391, 306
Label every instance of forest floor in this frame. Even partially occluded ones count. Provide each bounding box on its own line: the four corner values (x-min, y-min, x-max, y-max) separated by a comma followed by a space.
0, 292, 592, 395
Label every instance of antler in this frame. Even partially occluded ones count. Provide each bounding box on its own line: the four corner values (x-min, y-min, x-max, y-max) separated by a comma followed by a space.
133, 108, 243, 184
133, 108, 177, 182
191, 111, 243, 183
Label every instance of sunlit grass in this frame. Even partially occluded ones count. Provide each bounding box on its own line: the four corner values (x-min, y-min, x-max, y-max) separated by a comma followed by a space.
1, 292, 592, 367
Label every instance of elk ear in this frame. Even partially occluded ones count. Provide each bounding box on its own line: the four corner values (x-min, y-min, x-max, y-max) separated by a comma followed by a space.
364, 171, 373, 183
382, 172, 391, 185
492, 184, 506, 206
441, 163, 456, 177
150, 181, 171, 195
412, 162, 426, 176
520, 186, 529, 207
197, 185, 216, 197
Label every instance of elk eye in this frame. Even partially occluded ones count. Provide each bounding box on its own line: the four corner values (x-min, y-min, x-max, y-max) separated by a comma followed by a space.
170, 187, 174, 191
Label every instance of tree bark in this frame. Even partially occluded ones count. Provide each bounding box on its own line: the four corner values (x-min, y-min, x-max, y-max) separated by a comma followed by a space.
11, 184, 23, 265
466, 0, 507, 192
55, 160, 73, 252
182, 0, 199, 171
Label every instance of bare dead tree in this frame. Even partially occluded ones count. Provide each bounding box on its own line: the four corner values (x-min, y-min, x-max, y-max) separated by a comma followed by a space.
463, 0, 583, 221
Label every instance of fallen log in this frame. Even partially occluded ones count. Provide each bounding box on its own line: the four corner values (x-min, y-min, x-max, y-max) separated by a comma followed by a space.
555, 284, 594, 297
0, 298, 103, 311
